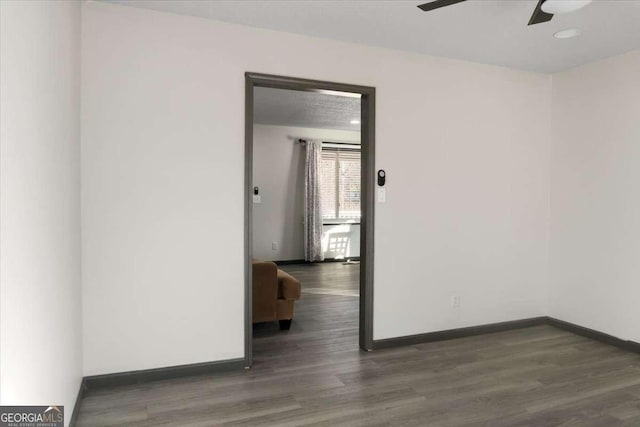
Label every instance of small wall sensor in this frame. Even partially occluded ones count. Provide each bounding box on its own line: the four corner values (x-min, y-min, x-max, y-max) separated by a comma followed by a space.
377, 170, 386, 186
254, 187, 259, 195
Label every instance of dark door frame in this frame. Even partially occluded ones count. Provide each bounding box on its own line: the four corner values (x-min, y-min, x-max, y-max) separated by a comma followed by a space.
244, 72, 375, 367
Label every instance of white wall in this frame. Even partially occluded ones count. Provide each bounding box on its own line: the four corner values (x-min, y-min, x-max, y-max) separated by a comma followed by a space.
252, 124, 360, 261
549, 51, 640, 342
81, 1, 551, 374
0, 1, 82, 423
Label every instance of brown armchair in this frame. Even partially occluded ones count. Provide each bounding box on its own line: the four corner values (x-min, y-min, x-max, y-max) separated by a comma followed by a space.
252, 260, 301, 330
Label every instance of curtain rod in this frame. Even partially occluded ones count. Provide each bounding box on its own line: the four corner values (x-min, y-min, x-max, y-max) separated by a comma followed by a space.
295, 138, 360, 145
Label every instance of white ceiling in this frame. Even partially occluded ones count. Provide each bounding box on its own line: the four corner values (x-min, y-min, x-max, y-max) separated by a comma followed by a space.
105, 0, 640, 73
254, 87, 361, 131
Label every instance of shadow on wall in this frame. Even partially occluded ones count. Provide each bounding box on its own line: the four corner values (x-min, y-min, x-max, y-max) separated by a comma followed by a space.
322, 224, 360, 259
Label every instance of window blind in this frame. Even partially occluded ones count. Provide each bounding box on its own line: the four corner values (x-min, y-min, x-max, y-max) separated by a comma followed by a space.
320, 148, 361, 221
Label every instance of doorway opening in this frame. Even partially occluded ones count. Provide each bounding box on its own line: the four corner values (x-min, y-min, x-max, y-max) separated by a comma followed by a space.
244, 73, 375, 366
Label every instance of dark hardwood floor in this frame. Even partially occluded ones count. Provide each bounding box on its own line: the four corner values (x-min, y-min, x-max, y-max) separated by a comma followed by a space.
76, 263, 640, 426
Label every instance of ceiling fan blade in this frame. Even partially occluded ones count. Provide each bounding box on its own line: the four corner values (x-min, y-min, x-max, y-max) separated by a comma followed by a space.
417, 0, 467, 12
528, 0, 553, 25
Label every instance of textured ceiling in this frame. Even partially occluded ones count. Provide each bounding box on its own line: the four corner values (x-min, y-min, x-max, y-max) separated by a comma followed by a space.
254, 87, 361, 131
104, 0, 640, 73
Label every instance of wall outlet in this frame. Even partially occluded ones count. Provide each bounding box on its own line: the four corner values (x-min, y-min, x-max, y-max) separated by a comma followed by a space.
272, 242, 278, 251
451, 294, 461, 308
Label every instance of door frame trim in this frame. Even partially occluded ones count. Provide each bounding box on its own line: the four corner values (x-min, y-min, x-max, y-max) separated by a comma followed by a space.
244, 72, 376, 366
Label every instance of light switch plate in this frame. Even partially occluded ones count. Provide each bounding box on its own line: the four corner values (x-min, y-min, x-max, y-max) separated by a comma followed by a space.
253, 195, 261, 204
377, 188, 386, 203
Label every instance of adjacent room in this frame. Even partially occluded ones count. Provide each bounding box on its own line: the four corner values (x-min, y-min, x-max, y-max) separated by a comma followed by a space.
1, 0, 639, 426
250, 86, 364, 362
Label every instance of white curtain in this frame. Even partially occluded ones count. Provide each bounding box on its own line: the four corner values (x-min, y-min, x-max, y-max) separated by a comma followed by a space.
304, 140, 324, 262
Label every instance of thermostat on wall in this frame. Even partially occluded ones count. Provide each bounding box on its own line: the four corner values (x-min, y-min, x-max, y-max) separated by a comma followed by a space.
377, 170, 386, 186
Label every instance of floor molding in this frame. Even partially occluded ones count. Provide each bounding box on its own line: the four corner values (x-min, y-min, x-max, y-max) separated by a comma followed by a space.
546, 317, 640, 354
69, 378, 86, 427
83, 358, 246, 391
274, 259, 307, 265
372, 316, 640, 354
372, 317, 548, 349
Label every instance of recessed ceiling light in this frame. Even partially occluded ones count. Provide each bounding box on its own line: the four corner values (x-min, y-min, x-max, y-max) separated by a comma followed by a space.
553, 28, 581, 39
542, 0, 592, 15
350, 119, 360, 125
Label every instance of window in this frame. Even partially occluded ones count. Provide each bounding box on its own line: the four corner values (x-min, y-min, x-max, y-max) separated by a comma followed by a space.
320, 147, 361, 222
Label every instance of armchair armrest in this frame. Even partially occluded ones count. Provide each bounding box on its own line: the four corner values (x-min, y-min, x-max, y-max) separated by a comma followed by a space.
277, 269, 301, 300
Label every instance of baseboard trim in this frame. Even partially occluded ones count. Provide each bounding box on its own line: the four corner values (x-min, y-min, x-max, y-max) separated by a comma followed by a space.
372, 316, 640, 354
274, 259, 307, 265
69, 378, 86, 427
83, 358, 246, 391
372, 317, 548, 350
546, 317, 640, 354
